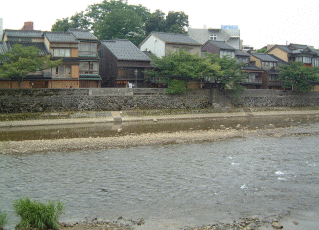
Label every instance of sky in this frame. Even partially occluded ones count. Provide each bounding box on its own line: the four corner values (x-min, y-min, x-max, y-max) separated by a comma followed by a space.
1, 0, 319, 49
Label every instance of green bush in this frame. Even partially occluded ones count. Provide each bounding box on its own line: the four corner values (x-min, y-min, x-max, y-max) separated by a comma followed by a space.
0, 209, 7, 230
166, 79, 187, 95
13, 198, 64, 230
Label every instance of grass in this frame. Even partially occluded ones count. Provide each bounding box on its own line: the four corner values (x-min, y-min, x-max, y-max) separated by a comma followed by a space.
0, 209, 7, 230
13, 197, 64, 230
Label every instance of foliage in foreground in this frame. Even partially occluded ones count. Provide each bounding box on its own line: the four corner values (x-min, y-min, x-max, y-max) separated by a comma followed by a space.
0, 44, 62, 88
279, 61, 319, 92
0, 208, 7, 230
13, 198, 64, 230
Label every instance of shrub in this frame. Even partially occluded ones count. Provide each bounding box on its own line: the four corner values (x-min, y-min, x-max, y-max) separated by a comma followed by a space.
13, 197, 64, 230
0, 209, 7, 230
166, 79, 187, 95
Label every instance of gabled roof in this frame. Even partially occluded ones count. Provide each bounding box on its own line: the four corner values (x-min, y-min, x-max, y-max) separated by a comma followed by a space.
251, 53, 280, 62
269, 43, 318, 56
206, 40, 236, 50
148, 32, 201, 45
100, 39, 151, 61
44, 32, 78, 43
6, 41, 50, 56
68, 29, 98, 41
3, 29, 44, 38
235, 50, 251, 57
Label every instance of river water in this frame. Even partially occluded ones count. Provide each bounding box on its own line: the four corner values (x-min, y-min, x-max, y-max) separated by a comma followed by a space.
1, 116, 319, 229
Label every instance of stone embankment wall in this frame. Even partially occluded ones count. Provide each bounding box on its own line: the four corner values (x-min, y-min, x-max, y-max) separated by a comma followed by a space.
0, 88, 211, 113
225, 89, 319, 107
1, 88, 319, 113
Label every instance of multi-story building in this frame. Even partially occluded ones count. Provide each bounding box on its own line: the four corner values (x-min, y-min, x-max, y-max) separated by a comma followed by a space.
0, 26, 101, 89
188, 26, 241, 49
267, 43, 319, 67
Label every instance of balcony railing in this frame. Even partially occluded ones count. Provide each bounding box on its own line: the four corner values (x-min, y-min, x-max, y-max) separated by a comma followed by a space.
241, 78, 262, 83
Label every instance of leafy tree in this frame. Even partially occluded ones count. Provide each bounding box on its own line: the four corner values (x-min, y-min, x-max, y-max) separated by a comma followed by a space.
279, 61, 319, 92
146, 50, 221, 94
205, 53, 246, 91
165, 11, 189, 33
0, 44, 62, 87
145, 10, 166, 34
51, 0, 190, 45
144, 10, 189, 34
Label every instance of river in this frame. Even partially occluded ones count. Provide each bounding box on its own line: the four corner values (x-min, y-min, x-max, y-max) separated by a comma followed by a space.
1, 115, 319, 229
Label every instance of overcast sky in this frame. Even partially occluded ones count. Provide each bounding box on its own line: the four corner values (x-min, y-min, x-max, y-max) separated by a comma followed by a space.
1, 0, 319, 49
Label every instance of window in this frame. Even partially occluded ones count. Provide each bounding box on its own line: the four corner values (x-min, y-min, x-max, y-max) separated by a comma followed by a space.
79, 42, 97, 55
210, 34, 217, 40
52, 65, 72, 77
53, 49, 71, 57
79, 62, 99, 74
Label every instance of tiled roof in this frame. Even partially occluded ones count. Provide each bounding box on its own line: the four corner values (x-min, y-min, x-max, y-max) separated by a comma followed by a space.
207, 40, 236, 50
45, 32, 78, 43
4, 29, 44, 38
235, 50, 251, 57
6, 41, 50, 56
101, 39, 151, 61
252, 53, 279, 62
223, 29, 240, 37
242, 65, 263, 71
69, 29, 98, 41
152, 32, 201, 45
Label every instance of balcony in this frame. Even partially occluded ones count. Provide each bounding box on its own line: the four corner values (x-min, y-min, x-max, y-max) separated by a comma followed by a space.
241, 78, 262, 84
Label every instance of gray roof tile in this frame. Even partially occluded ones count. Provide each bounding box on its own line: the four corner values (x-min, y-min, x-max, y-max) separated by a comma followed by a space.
207, 40, 236, 50
252, 53, 279, 62
4, 29, 44, 38
45, 32, 78, 43
6, 41, 50, 56
101, 39, 151, 61
69, 29, 98, 41
152, 32, 201, 45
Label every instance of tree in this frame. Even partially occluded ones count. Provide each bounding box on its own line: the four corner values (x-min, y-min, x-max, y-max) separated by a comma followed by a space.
205, 53, 246, 92
165, 11, 189, 34
146, 50, 221, 94
0, 44, 62, 87
279, 61, 319, 92
51, 0, 190, 45
144, 10, 189, 34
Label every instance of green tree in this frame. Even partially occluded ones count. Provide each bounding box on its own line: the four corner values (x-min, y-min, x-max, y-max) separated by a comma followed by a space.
51, 12, 91, 32
279, 61, 319, 92
165, 11, 189, 33
205, 53, 246, 92
146, 50, 221, 94
144, 10, 189, 34
0, 44, 62, 87
51, 0, 190, 45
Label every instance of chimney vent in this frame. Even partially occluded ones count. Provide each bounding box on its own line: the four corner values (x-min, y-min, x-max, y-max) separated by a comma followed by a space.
21, 21, 34, 30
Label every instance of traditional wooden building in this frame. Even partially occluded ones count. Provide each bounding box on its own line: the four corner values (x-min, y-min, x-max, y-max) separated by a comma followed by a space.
98, 39, 152, 87
0, 28, 101, 89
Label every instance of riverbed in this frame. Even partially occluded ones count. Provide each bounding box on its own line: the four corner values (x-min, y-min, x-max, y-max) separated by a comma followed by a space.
1, 114, 319, 229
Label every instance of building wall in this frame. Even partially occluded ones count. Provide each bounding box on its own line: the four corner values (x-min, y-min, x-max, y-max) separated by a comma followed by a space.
49, 80, 79, 89
268, 47, 289, 62
165, 43, 201, 56
140, 35, 166, 57
250, 56, 262, 68
71, 65, 79, 79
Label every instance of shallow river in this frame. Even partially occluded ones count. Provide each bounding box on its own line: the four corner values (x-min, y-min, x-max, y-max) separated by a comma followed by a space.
1, 116, 319, 229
